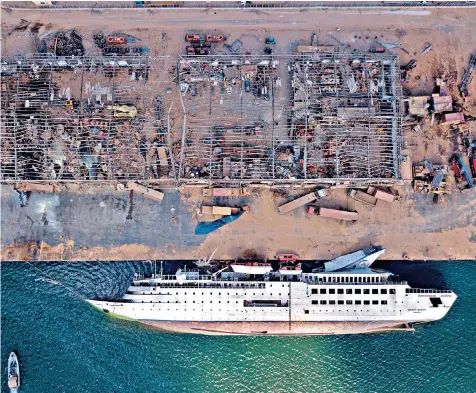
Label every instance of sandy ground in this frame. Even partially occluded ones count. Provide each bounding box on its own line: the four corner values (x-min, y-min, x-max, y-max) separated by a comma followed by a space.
1, 184, 474, 261
1, 6, 475, 262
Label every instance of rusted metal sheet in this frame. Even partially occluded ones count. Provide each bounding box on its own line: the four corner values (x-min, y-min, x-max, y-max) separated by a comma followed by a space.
126, 182, 164, 201
278, 192, 317, 214
374, 189, 395, 203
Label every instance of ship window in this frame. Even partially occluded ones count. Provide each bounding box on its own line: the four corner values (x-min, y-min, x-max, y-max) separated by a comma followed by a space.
381, 300, 387, 305
358, 277, 362, 282
176, 292, 178, 295
201, 301, 204, 303
236, 301, 238, 303
279, 293, 281, 296
390, 289, 396, 294
193, 301, 195, 303
219, 292, 221, 295
355, 289, 361, 294
346, 300, 352, 305
329, 288, 335, 294
282, 285, 285, 287
329, 300, 336, 305
381, 289, 387, 294
355, 300, 361, 305
304, 310, 309, 314
227, 301, 229, 303
364, 289, 370, 294
320, 300, 327, 305
320, 289, 326, 294
363, 300, 370, 305
372, 300, 378, 305
318, 277, 323, 282
338, 300, 344, 305
372, 289, 378, 294
193, 292, 195, 295
350, 277, 354, 283
312, 300, 318, 305
346, 289, 352, 294
312, 289, 318, 294
338, 289, 344, 294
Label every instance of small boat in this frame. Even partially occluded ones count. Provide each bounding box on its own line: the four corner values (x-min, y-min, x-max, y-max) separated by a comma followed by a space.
7, 352, 20, 393
279, 263, 302, 275
276, 253, 298, 262
230, 262, 272, 275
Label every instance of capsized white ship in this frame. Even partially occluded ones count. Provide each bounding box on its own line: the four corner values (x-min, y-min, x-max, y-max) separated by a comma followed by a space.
86, 248, 457, 336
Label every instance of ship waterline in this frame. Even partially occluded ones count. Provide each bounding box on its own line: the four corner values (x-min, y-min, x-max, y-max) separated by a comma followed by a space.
120, 320, 417, 336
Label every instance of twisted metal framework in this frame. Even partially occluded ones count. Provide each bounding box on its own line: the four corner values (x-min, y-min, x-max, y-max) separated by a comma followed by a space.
178, 53, 403, 186
3, 1, 476, 9
1, 52, 403, 186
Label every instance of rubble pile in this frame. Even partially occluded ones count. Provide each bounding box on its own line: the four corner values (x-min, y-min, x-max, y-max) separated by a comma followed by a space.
0, 55, 173, 181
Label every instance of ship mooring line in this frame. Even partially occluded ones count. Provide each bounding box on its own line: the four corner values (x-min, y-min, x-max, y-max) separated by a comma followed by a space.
23, 260, 84, 300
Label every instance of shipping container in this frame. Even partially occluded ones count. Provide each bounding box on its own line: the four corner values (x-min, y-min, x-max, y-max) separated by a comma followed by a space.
318, 208, 358, 222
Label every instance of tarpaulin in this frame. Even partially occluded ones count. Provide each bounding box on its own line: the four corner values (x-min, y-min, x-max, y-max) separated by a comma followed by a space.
194, 211, 244, 235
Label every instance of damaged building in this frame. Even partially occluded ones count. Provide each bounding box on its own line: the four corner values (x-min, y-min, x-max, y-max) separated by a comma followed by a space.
1, 51, 403, 187
177, 52, 403, 186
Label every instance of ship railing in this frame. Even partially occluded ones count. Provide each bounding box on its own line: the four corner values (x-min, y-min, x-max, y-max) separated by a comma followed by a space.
299, 278, 408, 285
405, 288, 452, 294
135, 282, 267, 289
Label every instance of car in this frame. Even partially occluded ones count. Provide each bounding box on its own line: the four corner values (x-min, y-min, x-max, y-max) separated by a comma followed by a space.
106, 36, 126, 45
185, 34, 201, 42
206, 35, 226, 43
244, 79, 250, 92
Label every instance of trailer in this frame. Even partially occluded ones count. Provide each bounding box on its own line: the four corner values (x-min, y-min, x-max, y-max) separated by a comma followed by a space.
318, 208, 359, 222
278, 192, 317, 214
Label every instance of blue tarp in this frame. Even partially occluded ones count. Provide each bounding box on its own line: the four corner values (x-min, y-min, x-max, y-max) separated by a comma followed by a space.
195, 211, 244, 235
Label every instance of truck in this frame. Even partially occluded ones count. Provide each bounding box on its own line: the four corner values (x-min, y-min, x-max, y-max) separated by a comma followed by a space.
185, 34, 205, 46
186, 46, 210, 55
451, 154, 474, 188
348, 189, 377, 206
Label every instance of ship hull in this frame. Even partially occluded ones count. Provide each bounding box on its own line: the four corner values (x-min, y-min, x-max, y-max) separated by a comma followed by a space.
139, 320, 415, 336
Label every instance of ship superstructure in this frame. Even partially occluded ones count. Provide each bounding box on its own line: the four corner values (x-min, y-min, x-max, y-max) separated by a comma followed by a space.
87, 249, 457, 335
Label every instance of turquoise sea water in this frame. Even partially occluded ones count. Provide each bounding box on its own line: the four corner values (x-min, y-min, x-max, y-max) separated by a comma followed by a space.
1, 261, 475, 393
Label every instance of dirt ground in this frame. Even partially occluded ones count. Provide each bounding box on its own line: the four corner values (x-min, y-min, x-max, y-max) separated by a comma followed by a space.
1, 6, 475, 261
